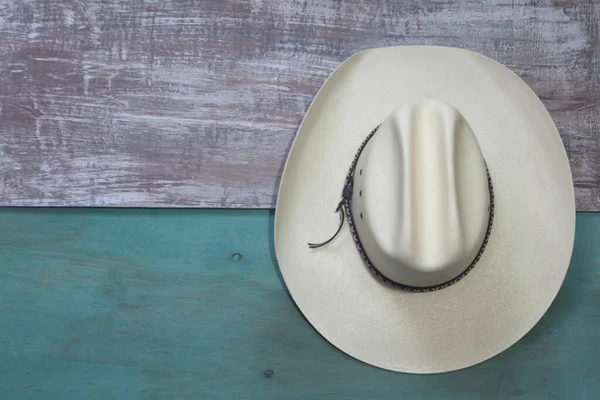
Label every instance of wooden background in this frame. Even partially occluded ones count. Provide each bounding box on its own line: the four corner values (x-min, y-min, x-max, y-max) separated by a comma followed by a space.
0, 209, 598, 398
0, 0, 598, 210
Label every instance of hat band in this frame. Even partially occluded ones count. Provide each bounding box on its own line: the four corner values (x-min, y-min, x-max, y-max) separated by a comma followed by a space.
309, 125, 495, 293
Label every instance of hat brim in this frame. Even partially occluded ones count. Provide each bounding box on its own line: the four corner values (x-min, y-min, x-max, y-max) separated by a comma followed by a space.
274, 46, 575, 374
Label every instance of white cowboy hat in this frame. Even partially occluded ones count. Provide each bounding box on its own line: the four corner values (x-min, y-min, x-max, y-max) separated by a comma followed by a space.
274, 45, 575, 374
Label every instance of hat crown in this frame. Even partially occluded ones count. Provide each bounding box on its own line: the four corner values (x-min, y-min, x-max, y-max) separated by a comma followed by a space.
352, 99, 491, 287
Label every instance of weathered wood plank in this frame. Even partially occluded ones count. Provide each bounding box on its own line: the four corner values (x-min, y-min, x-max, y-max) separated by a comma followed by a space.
0, 0, 598, 209
0, 209, 598, 399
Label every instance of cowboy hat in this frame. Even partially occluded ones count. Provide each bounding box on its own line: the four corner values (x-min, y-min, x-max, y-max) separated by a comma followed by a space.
274, 45, 575, 374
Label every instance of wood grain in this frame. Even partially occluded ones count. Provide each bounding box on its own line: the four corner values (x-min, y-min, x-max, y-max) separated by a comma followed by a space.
0, 209, 598, 399
0, 0, 598, 209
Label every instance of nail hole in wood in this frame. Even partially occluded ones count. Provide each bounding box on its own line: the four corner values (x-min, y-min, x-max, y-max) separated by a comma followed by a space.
231, 253, 242, 262
264, 369, 275, 379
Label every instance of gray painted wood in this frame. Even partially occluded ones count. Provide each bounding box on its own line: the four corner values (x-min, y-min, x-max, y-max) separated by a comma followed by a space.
0, 0, 598, 210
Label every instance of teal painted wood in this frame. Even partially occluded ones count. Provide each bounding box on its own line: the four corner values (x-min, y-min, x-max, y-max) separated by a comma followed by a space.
0, 209, 598, 399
